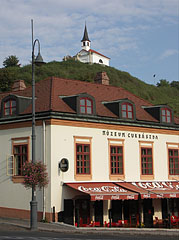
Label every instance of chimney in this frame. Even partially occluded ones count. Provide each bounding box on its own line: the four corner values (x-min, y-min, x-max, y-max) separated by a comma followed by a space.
94, 72, 109, 85
12, 80, 26, 92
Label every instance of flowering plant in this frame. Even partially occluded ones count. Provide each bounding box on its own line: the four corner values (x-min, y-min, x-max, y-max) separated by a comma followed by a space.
23, 161, 49, 189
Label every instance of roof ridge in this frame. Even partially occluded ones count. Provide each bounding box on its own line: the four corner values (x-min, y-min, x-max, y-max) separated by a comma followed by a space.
89, 49, 110, 59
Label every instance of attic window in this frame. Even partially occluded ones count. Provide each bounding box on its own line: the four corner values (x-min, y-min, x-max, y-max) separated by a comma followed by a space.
161, 108, 171, 123
80, 97, 93, 114
121, 102, 133, 119
4, 99, 16, 116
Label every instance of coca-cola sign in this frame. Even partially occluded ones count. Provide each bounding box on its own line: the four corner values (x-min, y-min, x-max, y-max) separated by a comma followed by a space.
78, 185, 127, 193
132, 181, 179, 191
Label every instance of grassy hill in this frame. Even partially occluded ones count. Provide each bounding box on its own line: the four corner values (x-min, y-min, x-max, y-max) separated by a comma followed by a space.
0, 59, 179, 116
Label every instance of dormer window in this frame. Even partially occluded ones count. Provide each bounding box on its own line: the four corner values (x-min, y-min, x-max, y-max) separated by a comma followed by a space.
4, 99, 16, 116
80, 97, 93, 114
121, 102, 133, 119
161, 108, 171, 123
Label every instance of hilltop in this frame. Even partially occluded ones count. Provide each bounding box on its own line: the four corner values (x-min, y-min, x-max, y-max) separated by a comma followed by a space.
0, 59, 178, 116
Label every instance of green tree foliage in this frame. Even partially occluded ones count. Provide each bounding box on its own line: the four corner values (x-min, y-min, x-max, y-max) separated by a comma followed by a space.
156, 79, 170, 87
170, 81, 179, 90
3, 55, 20, 68
0, 68, 15, 92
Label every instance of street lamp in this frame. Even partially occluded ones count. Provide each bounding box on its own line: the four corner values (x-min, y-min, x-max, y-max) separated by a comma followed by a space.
30, 19, 45, 231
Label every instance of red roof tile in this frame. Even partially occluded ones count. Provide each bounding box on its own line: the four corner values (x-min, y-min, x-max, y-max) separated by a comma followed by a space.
0, 76, 178, 125
89, 49, 110, 59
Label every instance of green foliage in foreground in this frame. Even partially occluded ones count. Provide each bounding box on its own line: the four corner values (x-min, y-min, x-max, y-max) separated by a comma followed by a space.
0, 59, 178, 116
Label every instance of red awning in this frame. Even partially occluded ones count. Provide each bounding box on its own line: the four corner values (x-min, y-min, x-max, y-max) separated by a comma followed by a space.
65, 182, 138, 201
116, 181, 179, 199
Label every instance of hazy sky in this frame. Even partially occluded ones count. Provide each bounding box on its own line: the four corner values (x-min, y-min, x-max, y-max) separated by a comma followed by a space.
0, 0, 178, 85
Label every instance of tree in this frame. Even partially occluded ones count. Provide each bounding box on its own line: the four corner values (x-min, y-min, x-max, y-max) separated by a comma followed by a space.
156, 79, 170, 87
0, 68, 15, 92
170, 81, 179, 90
3, 55, 20, 68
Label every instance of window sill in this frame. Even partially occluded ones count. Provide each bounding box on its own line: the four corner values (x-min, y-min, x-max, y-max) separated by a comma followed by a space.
74, 174, 92, 181
12, 176, 24, 183
140, 175, 154, 180
168, 175, 179, 180
109, 174, 125, 180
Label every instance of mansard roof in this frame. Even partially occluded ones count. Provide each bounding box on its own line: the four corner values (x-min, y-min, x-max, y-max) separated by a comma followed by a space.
0, 76, 178, 125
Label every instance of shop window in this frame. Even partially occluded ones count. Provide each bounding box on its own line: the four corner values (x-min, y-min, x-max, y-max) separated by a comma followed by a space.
109, 139, 125, 180
161, 108, 171, 123
79, 97, 93, 114
121, 102, 133, 119
167, 143, 179, 179
74, 136, 92, 180
4, 99, 16, 116
10, 137, 30, 183
139, 141, 154, 180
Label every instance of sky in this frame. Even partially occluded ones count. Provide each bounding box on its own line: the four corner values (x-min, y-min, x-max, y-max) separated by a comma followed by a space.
0, 0, 178, 85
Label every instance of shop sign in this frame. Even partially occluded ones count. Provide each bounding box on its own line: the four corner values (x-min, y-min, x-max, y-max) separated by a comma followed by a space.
170, 194, 176, 198
78, 185, 127, 193
132, 181, 179, 191
143, 194, 151, 198
111, 195, 120, 200
59, 158, 69, 172
102, 130, 158, 140
95, 195, 104, 200
127, 195, 135, 200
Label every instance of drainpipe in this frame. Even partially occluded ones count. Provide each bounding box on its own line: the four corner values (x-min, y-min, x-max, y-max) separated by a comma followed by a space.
42, 120, 46, 221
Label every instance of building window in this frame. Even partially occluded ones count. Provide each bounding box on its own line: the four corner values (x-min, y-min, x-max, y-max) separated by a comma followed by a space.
169, 149, 179, 175
108, 139, 125, 180
80, 97, 93, 114
161, 108, 171, 123
121, 103, 133, 119
99, 59, 103, 63
9, 137, 30, 183
13, 144, 28, 176
76, 144, 90, 174
74, 136, 92, 180
139, 141, 154, 180
141, 148, 153, 175
4, 99, 16, 116
110, 146, 123, 175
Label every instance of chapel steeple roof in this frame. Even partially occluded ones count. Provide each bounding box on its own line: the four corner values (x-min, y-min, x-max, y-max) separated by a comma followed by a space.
81, 24, 91, 42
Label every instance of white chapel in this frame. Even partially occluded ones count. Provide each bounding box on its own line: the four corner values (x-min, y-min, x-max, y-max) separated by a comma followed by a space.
75, 25, 110, 66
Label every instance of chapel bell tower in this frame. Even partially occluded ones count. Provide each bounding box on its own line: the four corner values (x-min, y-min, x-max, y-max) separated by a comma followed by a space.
81, 24, 91, 51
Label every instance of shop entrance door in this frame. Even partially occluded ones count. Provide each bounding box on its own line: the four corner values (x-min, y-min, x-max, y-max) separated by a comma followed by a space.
64, 199, 74, 225
75, 199, 90, 226
94, 200, 103, 226
112, 200, 122, 222
143, 199, 153, 228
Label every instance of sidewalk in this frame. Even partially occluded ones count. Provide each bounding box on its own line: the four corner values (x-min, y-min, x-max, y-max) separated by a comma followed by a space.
0, 217, 179, 236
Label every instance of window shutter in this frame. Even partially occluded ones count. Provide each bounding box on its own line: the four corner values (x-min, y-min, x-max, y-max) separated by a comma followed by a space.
6, 155, 14, 176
